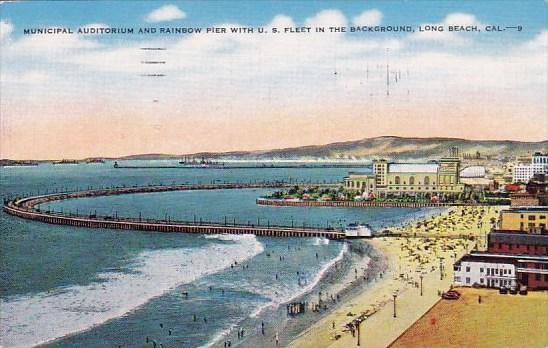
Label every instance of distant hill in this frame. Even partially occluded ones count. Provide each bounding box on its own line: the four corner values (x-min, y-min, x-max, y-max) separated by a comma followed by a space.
117, 136, 548, 161
3, 137, 546, 163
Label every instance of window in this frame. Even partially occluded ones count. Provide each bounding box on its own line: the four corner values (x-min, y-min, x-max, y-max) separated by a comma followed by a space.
540, 215, 546, 220
480, 268, 484, 273
535, 274, 541, 281
466, 277, 470, 284
466, 266, 470, 272
395, 176, 400, 185
424, 176, 430, 185
495, 269, 499, 274
409, 176, 415, 185
528, 216, 536, 221
544, 274, 548, 282
480, 278, 484, 284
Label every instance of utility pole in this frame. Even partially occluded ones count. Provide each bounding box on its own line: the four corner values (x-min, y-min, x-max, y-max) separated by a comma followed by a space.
439, 257, 444, 280
357, 319, 361, 346
393, 293, 397, 318
420, 274, 424, 296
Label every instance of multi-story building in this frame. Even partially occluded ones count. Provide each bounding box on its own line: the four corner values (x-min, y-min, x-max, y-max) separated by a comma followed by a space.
500, 207, 547, 233
453, 252, 517, 289
454, 252, 548, 290
516, 257, 548, 290
343, 157, 464, 198
488, 232, 547, 256
454, 205, 548, 290
512, 152, 548, 183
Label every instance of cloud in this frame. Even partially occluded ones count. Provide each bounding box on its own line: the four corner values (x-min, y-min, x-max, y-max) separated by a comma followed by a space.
1, 70, 50, 84
81, 23, 109, 29
411, 12, 483, 43
352, 9, 383, 26
8, 27, 100, 54
522, 30, 548, 50
304, 9, 347, 28
145, 4, 186, 23
0, 20, 13, 40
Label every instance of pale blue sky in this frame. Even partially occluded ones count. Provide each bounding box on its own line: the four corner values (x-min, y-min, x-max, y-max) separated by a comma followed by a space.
0, 1, 546, 159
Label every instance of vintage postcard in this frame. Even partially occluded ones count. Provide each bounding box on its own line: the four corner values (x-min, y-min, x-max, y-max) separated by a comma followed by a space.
0, 1, 546, 347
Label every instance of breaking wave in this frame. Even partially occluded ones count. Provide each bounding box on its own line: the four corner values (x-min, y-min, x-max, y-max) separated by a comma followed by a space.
0, 234, 263, 348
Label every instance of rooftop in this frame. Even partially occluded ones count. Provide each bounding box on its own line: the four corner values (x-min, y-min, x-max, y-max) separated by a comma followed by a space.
457, 252, 548, 265
388, 163, 439, 173
489, 232, 548, 246
506, 206, 548, 213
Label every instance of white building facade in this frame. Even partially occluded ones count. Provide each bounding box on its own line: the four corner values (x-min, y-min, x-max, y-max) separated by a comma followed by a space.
512, 153, 548, 183
454, 253, 517, 289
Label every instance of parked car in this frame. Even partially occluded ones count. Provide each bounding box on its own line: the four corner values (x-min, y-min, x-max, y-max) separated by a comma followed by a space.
499, 286, 508, 294
519, 285, 528, 295
509, 286, 518, 295
442, 290, 461, 300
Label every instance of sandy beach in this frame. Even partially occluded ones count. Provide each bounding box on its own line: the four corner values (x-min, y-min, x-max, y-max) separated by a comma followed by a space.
289, 206, 502, 348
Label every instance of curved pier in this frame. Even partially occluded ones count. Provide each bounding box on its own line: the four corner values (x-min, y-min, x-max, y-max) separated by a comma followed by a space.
3, 183, 346, 239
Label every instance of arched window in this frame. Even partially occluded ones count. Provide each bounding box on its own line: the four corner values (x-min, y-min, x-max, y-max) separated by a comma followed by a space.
395, 176, 400, 185
409, 176, 415, 185
424, 176, 430, 185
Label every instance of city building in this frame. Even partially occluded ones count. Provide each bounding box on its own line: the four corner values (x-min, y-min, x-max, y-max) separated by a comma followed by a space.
460, 165, 486, 178
499, 207, 547, 233
453, 252, 517, 289
454, 252, 548, 290
510, 193, 540, 207
488, 232, 547, 256
343, 157, 464, 199
516, 256, 548, 290
512, 152, 548, 183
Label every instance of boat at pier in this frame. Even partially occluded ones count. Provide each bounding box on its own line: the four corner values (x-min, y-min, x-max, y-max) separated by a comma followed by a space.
344, 223, 373, 238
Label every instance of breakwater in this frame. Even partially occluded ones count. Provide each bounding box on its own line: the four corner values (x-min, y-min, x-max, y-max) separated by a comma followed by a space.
3, 183, 346, 239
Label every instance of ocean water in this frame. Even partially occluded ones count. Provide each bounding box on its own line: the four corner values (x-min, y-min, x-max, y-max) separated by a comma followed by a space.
0, 161, 436, 348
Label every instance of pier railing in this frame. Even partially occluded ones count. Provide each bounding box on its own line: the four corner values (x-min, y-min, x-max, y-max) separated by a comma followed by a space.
3, 183, 346, 239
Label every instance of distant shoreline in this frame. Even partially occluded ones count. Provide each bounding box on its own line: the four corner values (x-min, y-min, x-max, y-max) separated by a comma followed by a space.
2, 135, 546, 163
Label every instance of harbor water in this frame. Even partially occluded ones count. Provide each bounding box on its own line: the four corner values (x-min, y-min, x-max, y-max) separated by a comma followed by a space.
0, 161, 442, 347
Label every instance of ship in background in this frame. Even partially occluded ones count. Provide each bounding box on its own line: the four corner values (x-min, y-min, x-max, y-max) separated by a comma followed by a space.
179, 156, 226, 168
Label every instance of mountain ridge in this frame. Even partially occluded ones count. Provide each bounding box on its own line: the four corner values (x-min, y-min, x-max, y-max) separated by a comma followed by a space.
2, 136, 546, 162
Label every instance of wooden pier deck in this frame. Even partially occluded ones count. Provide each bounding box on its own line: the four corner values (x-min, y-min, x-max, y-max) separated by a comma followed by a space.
3, 183, 346, 239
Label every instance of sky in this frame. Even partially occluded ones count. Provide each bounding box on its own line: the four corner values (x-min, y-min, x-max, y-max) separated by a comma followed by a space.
0, 0, 546, 159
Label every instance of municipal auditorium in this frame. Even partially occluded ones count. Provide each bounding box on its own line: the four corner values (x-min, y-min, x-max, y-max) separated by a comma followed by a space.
343, 157, 464, 199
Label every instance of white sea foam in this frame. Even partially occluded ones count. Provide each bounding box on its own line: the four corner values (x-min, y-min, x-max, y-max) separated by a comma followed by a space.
0, 234, 263, 348
249, 241, 349, 318
312, 237, 330, 246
